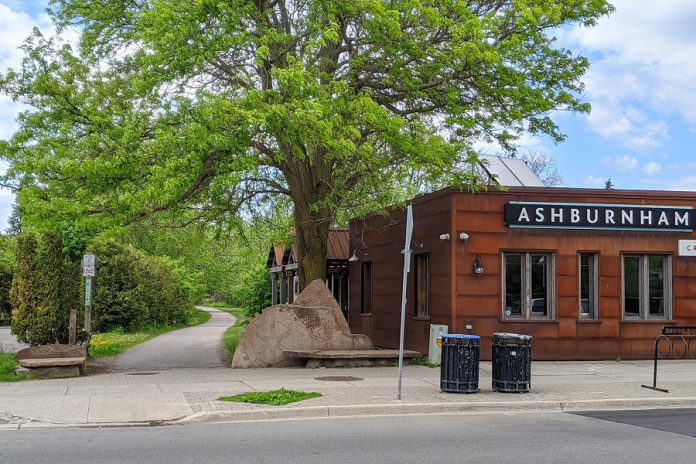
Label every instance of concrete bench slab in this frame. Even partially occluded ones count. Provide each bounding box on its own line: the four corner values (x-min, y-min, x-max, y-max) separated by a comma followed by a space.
283, 349, 421, 368
19, 357, 86, 368
16, 344, 87, 378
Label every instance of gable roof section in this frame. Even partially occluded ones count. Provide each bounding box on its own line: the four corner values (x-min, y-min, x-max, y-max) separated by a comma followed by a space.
327, 229, 350, 261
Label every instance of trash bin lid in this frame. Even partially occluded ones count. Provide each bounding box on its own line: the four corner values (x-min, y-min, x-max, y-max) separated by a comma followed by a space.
493, 332, 532, 340
443, 334, 481, 340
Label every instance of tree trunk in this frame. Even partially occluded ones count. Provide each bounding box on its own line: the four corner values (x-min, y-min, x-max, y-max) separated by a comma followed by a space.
293, 204, 330, 290
282, 148, 334, 291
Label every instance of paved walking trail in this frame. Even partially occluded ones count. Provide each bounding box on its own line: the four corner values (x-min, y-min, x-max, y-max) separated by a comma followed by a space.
111, 306, 236, 371
0, 327, 28, 353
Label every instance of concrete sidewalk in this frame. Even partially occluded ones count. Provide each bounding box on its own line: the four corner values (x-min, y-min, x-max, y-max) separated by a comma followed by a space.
1, 360, 695, 429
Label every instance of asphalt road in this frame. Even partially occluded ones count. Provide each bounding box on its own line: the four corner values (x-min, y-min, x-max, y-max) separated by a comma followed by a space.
1, 410, 695, 464
111, 306, 235, 370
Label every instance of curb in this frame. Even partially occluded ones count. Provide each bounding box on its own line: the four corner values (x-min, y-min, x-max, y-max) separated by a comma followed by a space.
174, 396, 696, 425
3, 397, 696, 430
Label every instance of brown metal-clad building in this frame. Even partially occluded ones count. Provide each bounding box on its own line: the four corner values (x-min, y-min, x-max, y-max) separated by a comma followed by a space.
348, 187, 696, 360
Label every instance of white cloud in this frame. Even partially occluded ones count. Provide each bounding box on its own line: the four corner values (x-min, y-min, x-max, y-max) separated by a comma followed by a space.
0, 3, 53, 71
601, 154, 638, 172
560, 1, 696, 147
668, 175, 696, 191
584, 176, 605, 187
643, 161, 661, 175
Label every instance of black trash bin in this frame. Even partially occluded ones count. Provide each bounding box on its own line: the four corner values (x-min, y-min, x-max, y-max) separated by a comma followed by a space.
440, 334, 480, 393
492, 333, 532, 392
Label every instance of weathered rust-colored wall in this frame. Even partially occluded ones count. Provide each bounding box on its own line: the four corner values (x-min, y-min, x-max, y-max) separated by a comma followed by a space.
350, 187, 696, 360
349, 192, 453, 355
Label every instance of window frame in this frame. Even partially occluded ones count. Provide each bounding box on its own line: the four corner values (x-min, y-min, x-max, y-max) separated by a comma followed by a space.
360, 261, 373, 315
501, 252, 555, 320
578, 252, 599, 320
413, 253, 430, 319
621, 254, 672, 320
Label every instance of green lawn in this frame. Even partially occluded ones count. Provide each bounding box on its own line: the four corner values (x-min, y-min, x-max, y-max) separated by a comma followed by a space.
89, 306, 211, 357
218, 388, 322, 406
218, 306, 246, 360
0, 351, 28, 382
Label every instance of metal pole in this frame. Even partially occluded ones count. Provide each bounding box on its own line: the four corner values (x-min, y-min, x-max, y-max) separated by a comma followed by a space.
397, 204, 414, 400
84, 276, 92, 354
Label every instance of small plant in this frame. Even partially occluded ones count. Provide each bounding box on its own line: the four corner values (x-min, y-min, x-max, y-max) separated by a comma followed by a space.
0, 351, 28, 382
218, 388, 322, 406
410, 357, 440, 368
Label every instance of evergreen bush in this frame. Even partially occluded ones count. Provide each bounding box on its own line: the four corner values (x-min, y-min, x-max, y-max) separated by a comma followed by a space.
0, 236, 14, 326
88, 241, 192, 332
10, 232, 79, 345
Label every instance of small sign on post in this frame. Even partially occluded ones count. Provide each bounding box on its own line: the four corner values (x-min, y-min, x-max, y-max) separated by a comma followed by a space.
82, 254, 96, 277
81, 254, 97, 353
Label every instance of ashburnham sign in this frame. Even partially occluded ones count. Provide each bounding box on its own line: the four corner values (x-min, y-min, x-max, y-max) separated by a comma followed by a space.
505, 202, 695, 232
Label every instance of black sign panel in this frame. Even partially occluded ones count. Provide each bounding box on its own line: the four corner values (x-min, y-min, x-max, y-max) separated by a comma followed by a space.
505, 202, 694, 232
662, 326, 696, 336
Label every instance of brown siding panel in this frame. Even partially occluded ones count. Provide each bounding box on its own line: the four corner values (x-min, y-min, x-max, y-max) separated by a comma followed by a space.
350, 187, 696, 360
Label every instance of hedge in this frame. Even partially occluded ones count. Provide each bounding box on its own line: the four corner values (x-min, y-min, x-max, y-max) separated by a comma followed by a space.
88, 241, 191, 332
10, 232, 80, 345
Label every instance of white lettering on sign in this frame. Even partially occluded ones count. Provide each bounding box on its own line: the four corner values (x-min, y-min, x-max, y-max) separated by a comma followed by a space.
505, 202, 694, 231
676, 212, 690, 226
678, 240, 696, 256
518, 207, 530, 222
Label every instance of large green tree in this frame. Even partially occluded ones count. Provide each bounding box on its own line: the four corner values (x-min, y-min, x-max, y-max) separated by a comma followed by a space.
1, 0, 613, 287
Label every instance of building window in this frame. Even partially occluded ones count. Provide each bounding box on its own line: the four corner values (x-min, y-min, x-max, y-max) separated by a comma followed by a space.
503, 252, 554, 319
622, 254, 671, 319
414, 254, 430, 318
361, 262, 372, 314
579, 253, 599, 319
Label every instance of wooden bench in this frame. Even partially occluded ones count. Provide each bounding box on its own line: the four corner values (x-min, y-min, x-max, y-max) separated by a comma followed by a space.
16, 344, 86, 379
283, 349, 421, 368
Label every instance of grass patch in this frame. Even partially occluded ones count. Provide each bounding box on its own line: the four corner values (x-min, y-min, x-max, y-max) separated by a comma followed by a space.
410, 357, 440, 368
89, 306, 211, 358
0, 351, 28, 382
218, 388, 322, 406
221, 307, 246, 360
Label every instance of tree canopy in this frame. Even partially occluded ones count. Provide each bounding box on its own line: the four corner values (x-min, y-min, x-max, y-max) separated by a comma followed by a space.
1, 0, 614, 286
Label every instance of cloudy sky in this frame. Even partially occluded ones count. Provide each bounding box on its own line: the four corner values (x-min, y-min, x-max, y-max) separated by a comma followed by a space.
1, 1, 696, 229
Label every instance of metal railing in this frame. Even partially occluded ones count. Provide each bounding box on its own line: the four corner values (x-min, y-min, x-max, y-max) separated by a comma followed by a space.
641, 326, 696, 393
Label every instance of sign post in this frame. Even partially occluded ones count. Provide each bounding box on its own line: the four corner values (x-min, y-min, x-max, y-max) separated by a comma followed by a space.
81, 254, 96, 352
397, 204, 414, 400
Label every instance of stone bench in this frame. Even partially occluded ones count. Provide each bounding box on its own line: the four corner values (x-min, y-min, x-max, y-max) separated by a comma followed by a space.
17, 344, 86, 379
283, 349, 421, 368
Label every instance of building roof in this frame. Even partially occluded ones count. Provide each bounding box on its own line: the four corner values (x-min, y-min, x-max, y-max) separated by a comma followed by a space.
327, 229, 350, 261
266, 244, 286, 268
266, 229, 350, 269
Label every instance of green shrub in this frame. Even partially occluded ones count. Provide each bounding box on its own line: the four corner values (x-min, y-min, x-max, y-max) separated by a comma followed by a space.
10, 232, 80, 345
229, 264, 271, 319
0, 236, 15, 326
88, 241, 193, 332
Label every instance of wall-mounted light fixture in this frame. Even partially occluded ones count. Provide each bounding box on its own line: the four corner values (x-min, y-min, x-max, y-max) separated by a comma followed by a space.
459, 232, 469, 241
349, 249, 368, 262
473, 254, 485, 275
439, 233, 450, 241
